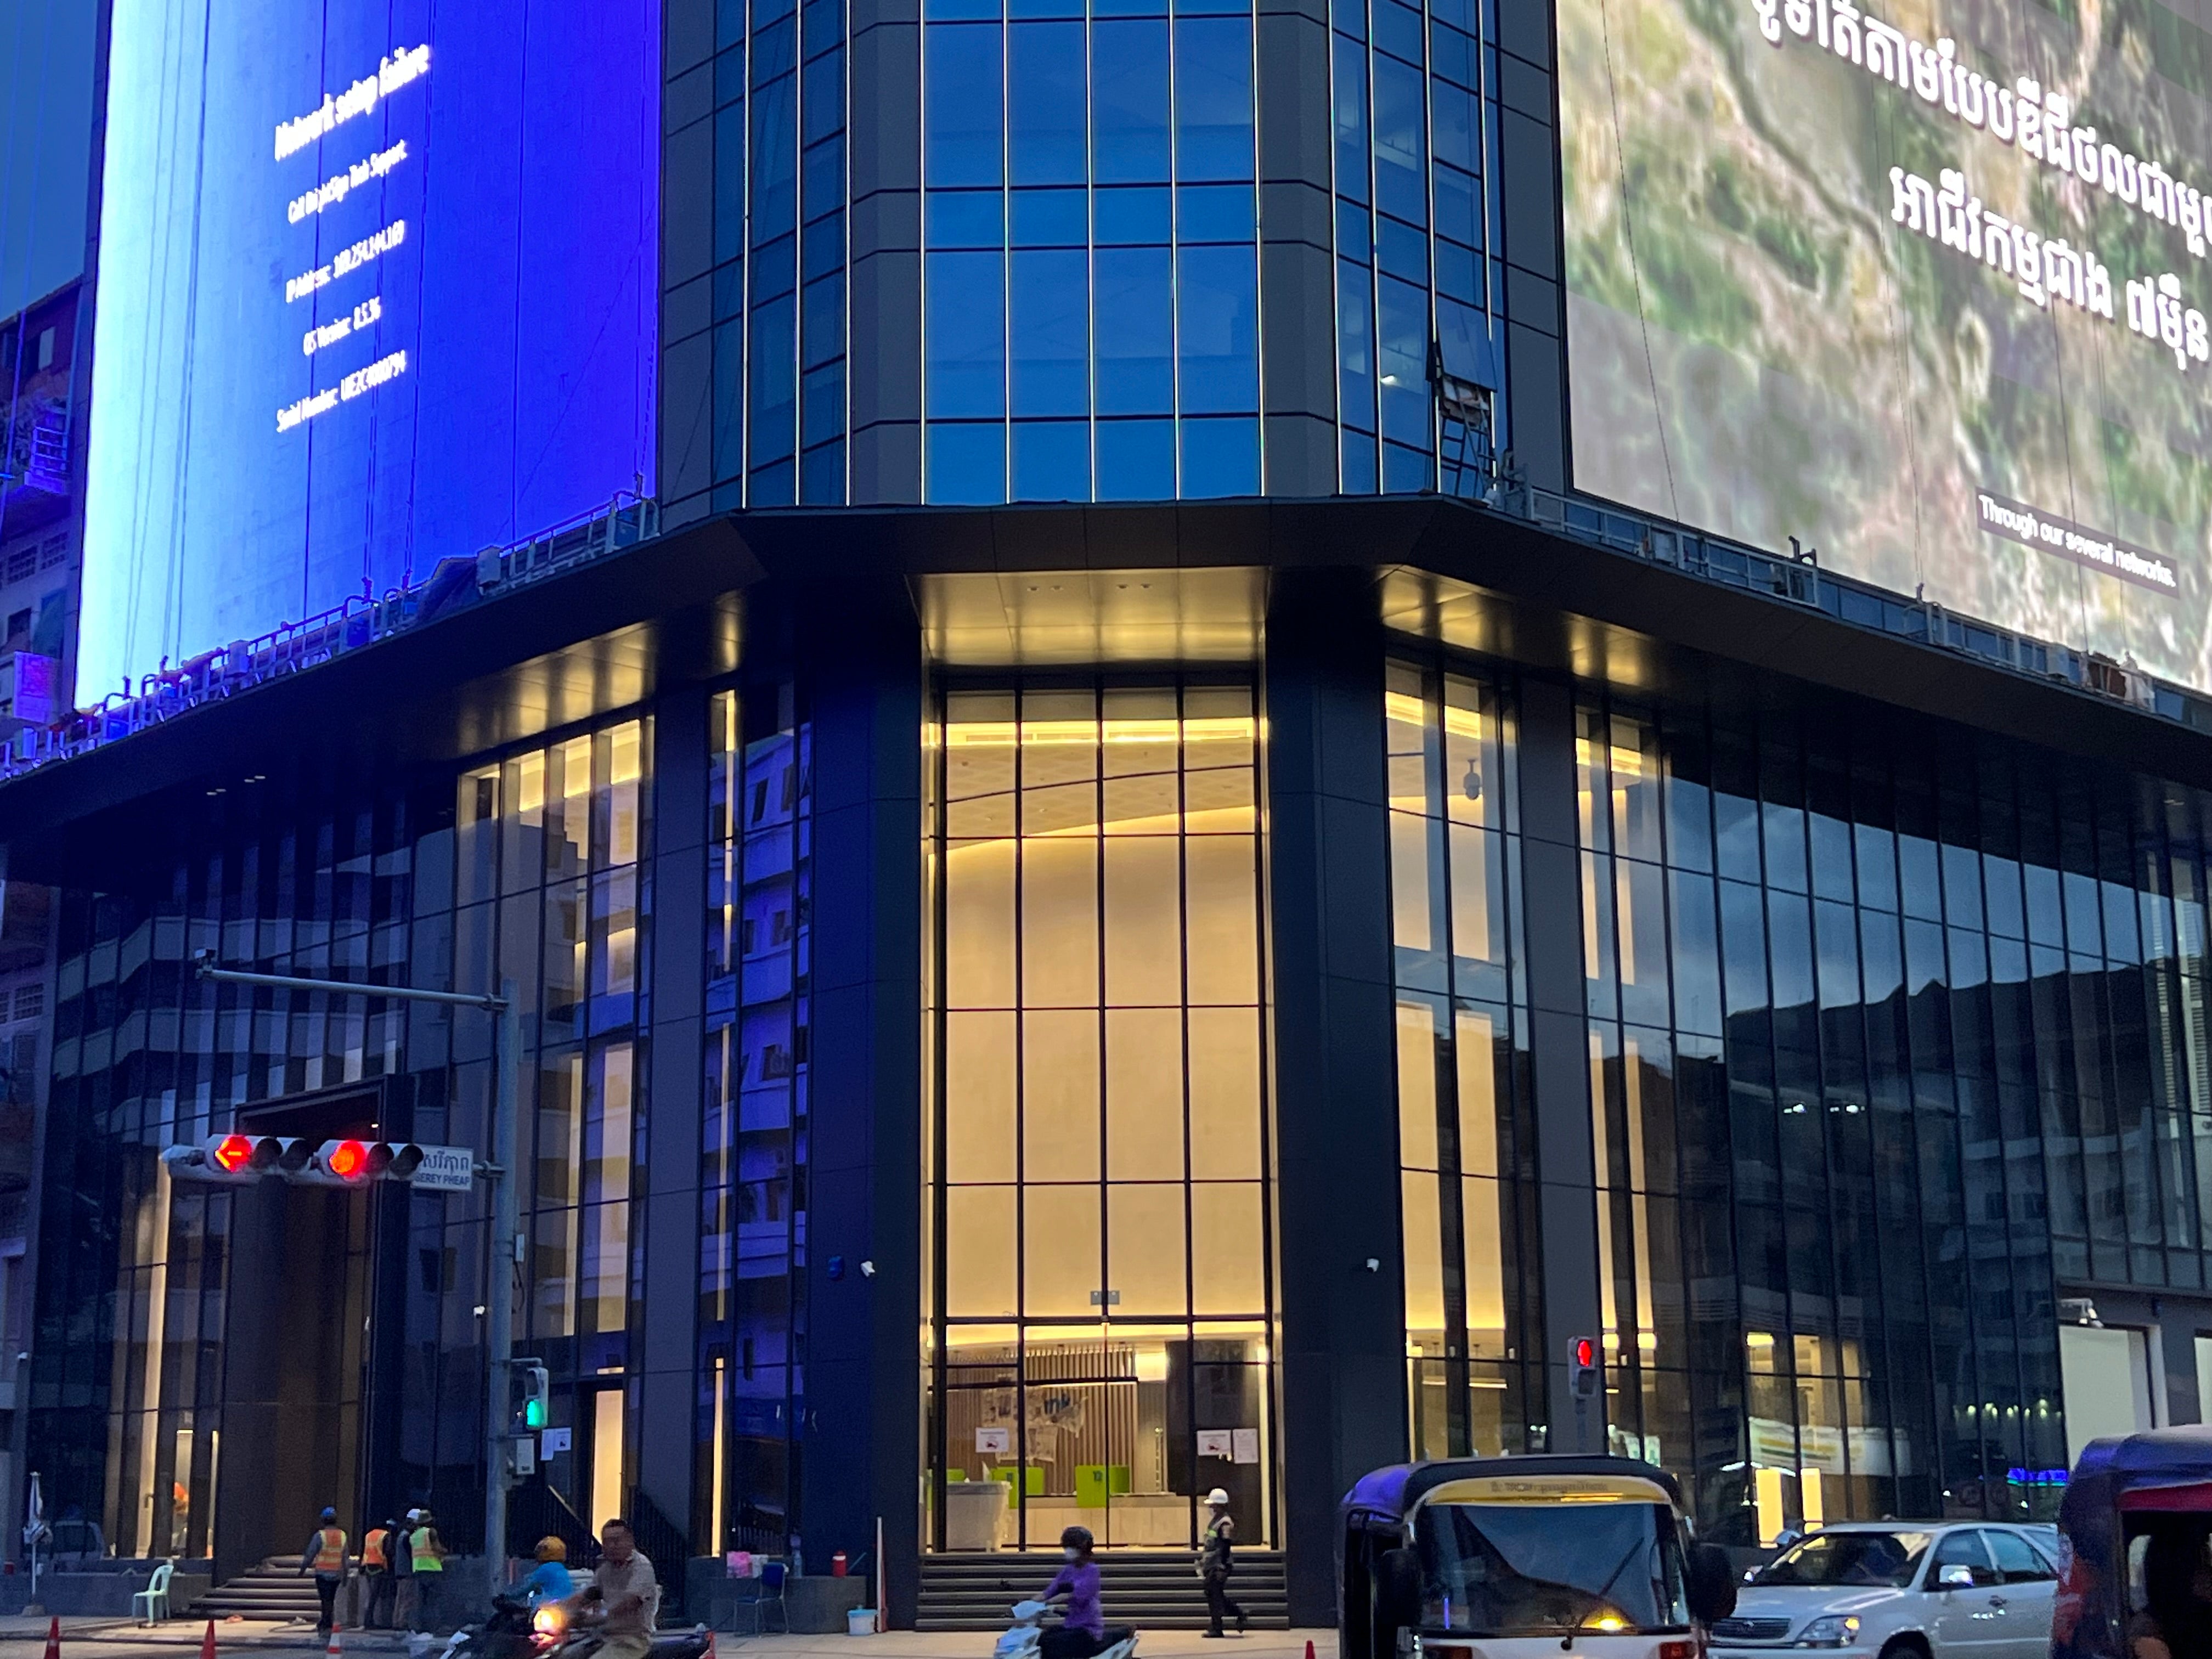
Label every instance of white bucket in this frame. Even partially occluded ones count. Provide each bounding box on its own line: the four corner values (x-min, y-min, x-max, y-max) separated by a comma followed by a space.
848, 1607, 878, 1637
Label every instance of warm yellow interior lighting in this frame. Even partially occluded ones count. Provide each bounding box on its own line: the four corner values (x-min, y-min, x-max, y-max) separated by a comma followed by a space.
946, 716, 1259, 748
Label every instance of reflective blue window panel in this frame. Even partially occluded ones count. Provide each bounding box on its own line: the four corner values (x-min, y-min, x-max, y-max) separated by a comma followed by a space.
714, 319, 746, 483
928, 420, 1008, 501
1010, 23, 1086, 184
802, 438, 844, 501
1093, 247, 1173, 415
715, 259, 747, 325
927, 24, 1005, 184
1096, 417, 1175, 498
752, 75, 798, 241
715, 105, 748, 266
925, 250, 1006, 418
928, 190, 1006, 249
1376, 274, 1426, 450
1093, 185, 1171, 244
1093, 21, 1172, 182
1011, 188, 1087, 246
1173, 18, 1255, 182
1009, 250, 1089, 417
1180, 415, 1259, 497
1012, 420, 1091, 500
1372, 55, 1427, 224
803, 360, 845, 449
748, 291, 798, 477
1341, 426, 1379, 493
1177, 184, 1254, 244
1176, 245, 1258, 415
1337, 257, 1376, 434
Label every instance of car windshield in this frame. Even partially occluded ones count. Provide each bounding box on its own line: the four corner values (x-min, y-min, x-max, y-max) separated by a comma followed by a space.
1752, 1531, 1933, 1589
1415, 1502, 1690, 1636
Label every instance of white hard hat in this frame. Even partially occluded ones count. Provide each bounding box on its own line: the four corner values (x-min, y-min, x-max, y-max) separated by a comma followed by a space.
1205, 1488, 1230, 1506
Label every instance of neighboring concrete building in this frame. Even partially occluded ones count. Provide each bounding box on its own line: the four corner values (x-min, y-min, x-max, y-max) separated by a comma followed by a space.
4, 0, 2212, 1630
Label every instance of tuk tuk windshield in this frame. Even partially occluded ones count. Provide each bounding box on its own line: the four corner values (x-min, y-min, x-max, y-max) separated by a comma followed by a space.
1415, 1502, 1690, 1637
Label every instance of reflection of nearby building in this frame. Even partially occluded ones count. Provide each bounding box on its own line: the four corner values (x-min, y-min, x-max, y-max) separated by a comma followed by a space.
0, 281, 83, 701
0, 278, 79, 1572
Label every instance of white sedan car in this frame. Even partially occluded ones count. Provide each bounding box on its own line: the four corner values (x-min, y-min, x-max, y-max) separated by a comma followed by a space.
1707, 1521, 2059, 1658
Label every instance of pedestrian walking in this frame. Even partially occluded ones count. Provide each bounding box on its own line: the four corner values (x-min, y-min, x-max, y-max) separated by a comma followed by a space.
1198, 1487, 1246, 1638
362, 1518, 397, 1629
297, 1506, 349, 1635
406, 1508, 447, 1633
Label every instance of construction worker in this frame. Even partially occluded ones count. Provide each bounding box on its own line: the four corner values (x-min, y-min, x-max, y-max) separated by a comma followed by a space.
407, 1508, 447, 1634
392, 1510, 420, 1632
297, 1506, 349, 1635
362, 1519, 397, 1629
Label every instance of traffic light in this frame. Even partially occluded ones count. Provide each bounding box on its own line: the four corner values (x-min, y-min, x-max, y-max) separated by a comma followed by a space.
160, 1135, 454, 1187
1570, 1335, 1602, 1401
518, 1362, 551, 1430
159, 1134, 266, 1185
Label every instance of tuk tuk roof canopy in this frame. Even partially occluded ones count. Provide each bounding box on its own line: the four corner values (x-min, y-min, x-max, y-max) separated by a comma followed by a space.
1340, 1457, 1688, 1530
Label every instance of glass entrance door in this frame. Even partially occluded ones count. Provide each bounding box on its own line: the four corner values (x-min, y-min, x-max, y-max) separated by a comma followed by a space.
927, 681, 1277, 1551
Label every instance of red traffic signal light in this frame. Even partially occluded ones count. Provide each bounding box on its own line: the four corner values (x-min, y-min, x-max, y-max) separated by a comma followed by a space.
1570, 1335, 1601, 1401
324, 1139, 371, 1181
161, 1135, 465, 1188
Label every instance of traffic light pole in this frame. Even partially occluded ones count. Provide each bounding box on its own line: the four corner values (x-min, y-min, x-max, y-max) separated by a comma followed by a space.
486, 981, 521, 1588
192, 956, 522, 1596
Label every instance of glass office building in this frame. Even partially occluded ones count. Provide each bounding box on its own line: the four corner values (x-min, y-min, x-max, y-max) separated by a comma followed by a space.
13, 0, 2212, 1630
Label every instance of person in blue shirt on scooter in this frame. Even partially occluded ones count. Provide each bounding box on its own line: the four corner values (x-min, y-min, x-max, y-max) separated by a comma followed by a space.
516, 1537, 575, 1607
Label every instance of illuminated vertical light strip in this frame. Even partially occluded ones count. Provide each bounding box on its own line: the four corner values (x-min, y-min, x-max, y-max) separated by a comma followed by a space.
78, 0, 208, 698
710, 1353, 727, 1549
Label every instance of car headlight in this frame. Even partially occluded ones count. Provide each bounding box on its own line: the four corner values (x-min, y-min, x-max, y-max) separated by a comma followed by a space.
1794, 1616, 1860, 1649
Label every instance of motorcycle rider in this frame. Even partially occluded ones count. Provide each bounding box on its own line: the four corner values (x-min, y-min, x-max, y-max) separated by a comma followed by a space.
516, 1537, 575, 1608
561, 1519, 660, 1659
1039, 1526, 1119, 1659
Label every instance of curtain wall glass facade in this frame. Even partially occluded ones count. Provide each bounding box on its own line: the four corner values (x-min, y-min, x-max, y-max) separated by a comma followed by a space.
1381, 629, 2212, 1545
924, 679, 1276, 1549
1383, 659, 1545, 1459
698, 688, 815, 1555
918, 0, 1263, 503
31, 715, 654, 1563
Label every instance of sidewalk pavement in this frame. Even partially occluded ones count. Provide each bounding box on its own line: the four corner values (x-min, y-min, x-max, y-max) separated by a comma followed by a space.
0, 1621, 1335, 1659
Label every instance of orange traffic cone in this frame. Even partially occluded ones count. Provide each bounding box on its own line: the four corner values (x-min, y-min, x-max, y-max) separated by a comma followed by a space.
325, 1627, 343, 1659
41, 1616, 59, 1659
200, 1620, 218, 1659
703, 1633, 718, 1659
1304, 1643, 1315, 1659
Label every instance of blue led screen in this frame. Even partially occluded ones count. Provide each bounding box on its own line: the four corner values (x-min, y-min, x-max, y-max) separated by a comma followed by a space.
79, 0, 659, 698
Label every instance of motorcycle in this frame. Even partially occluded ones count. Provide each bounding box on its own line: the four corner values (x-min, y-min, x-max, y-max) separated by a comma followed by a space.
435, 1592, 543, 1659
533, 1594, 714, 1659
996, 1599, 1139, 1659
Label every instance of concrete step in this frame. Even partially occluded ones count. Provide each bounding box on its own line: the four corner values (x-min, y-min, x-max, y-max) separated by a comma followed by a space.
918, 1553, 1288, 1632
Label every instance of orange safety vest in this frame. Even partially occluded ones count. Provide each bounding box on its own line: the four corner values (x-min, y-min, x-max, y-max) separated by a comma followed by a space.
314, 1527, 347, 1572
363, 1529, 389, 1570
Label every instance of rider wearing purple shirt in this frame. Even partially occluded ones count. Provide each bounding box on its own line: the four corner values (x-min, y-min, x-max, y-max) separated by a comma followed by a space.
1040, 1526, 1116, 1659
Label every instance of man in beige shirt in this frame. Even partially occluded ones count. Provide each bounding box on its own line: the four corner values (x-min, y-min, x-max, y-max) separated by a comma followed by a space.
570, 1520, 660, 1659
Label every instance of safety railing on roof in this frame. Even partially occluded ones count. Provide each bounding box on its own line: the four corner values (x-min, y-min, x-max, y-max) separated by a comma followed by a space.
0, 492, 658, 780
8, 455, 2210, 785
1446, 457, 2203, 731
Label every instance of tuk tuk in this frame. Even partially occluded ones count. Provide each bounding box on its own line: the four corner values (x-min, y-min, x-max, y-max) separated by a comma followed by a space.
2053, 1424, 2212, 1659
1338, 1457, 1736, 1659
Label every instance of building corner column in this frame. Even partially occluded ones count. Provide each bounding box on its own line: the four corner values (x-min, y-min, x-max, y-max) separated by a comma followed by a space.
641, 688, 712, 1567
1512, 679, 1604, 1453
799, 599, 924, 1626
1264, 566, 1407, 1627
